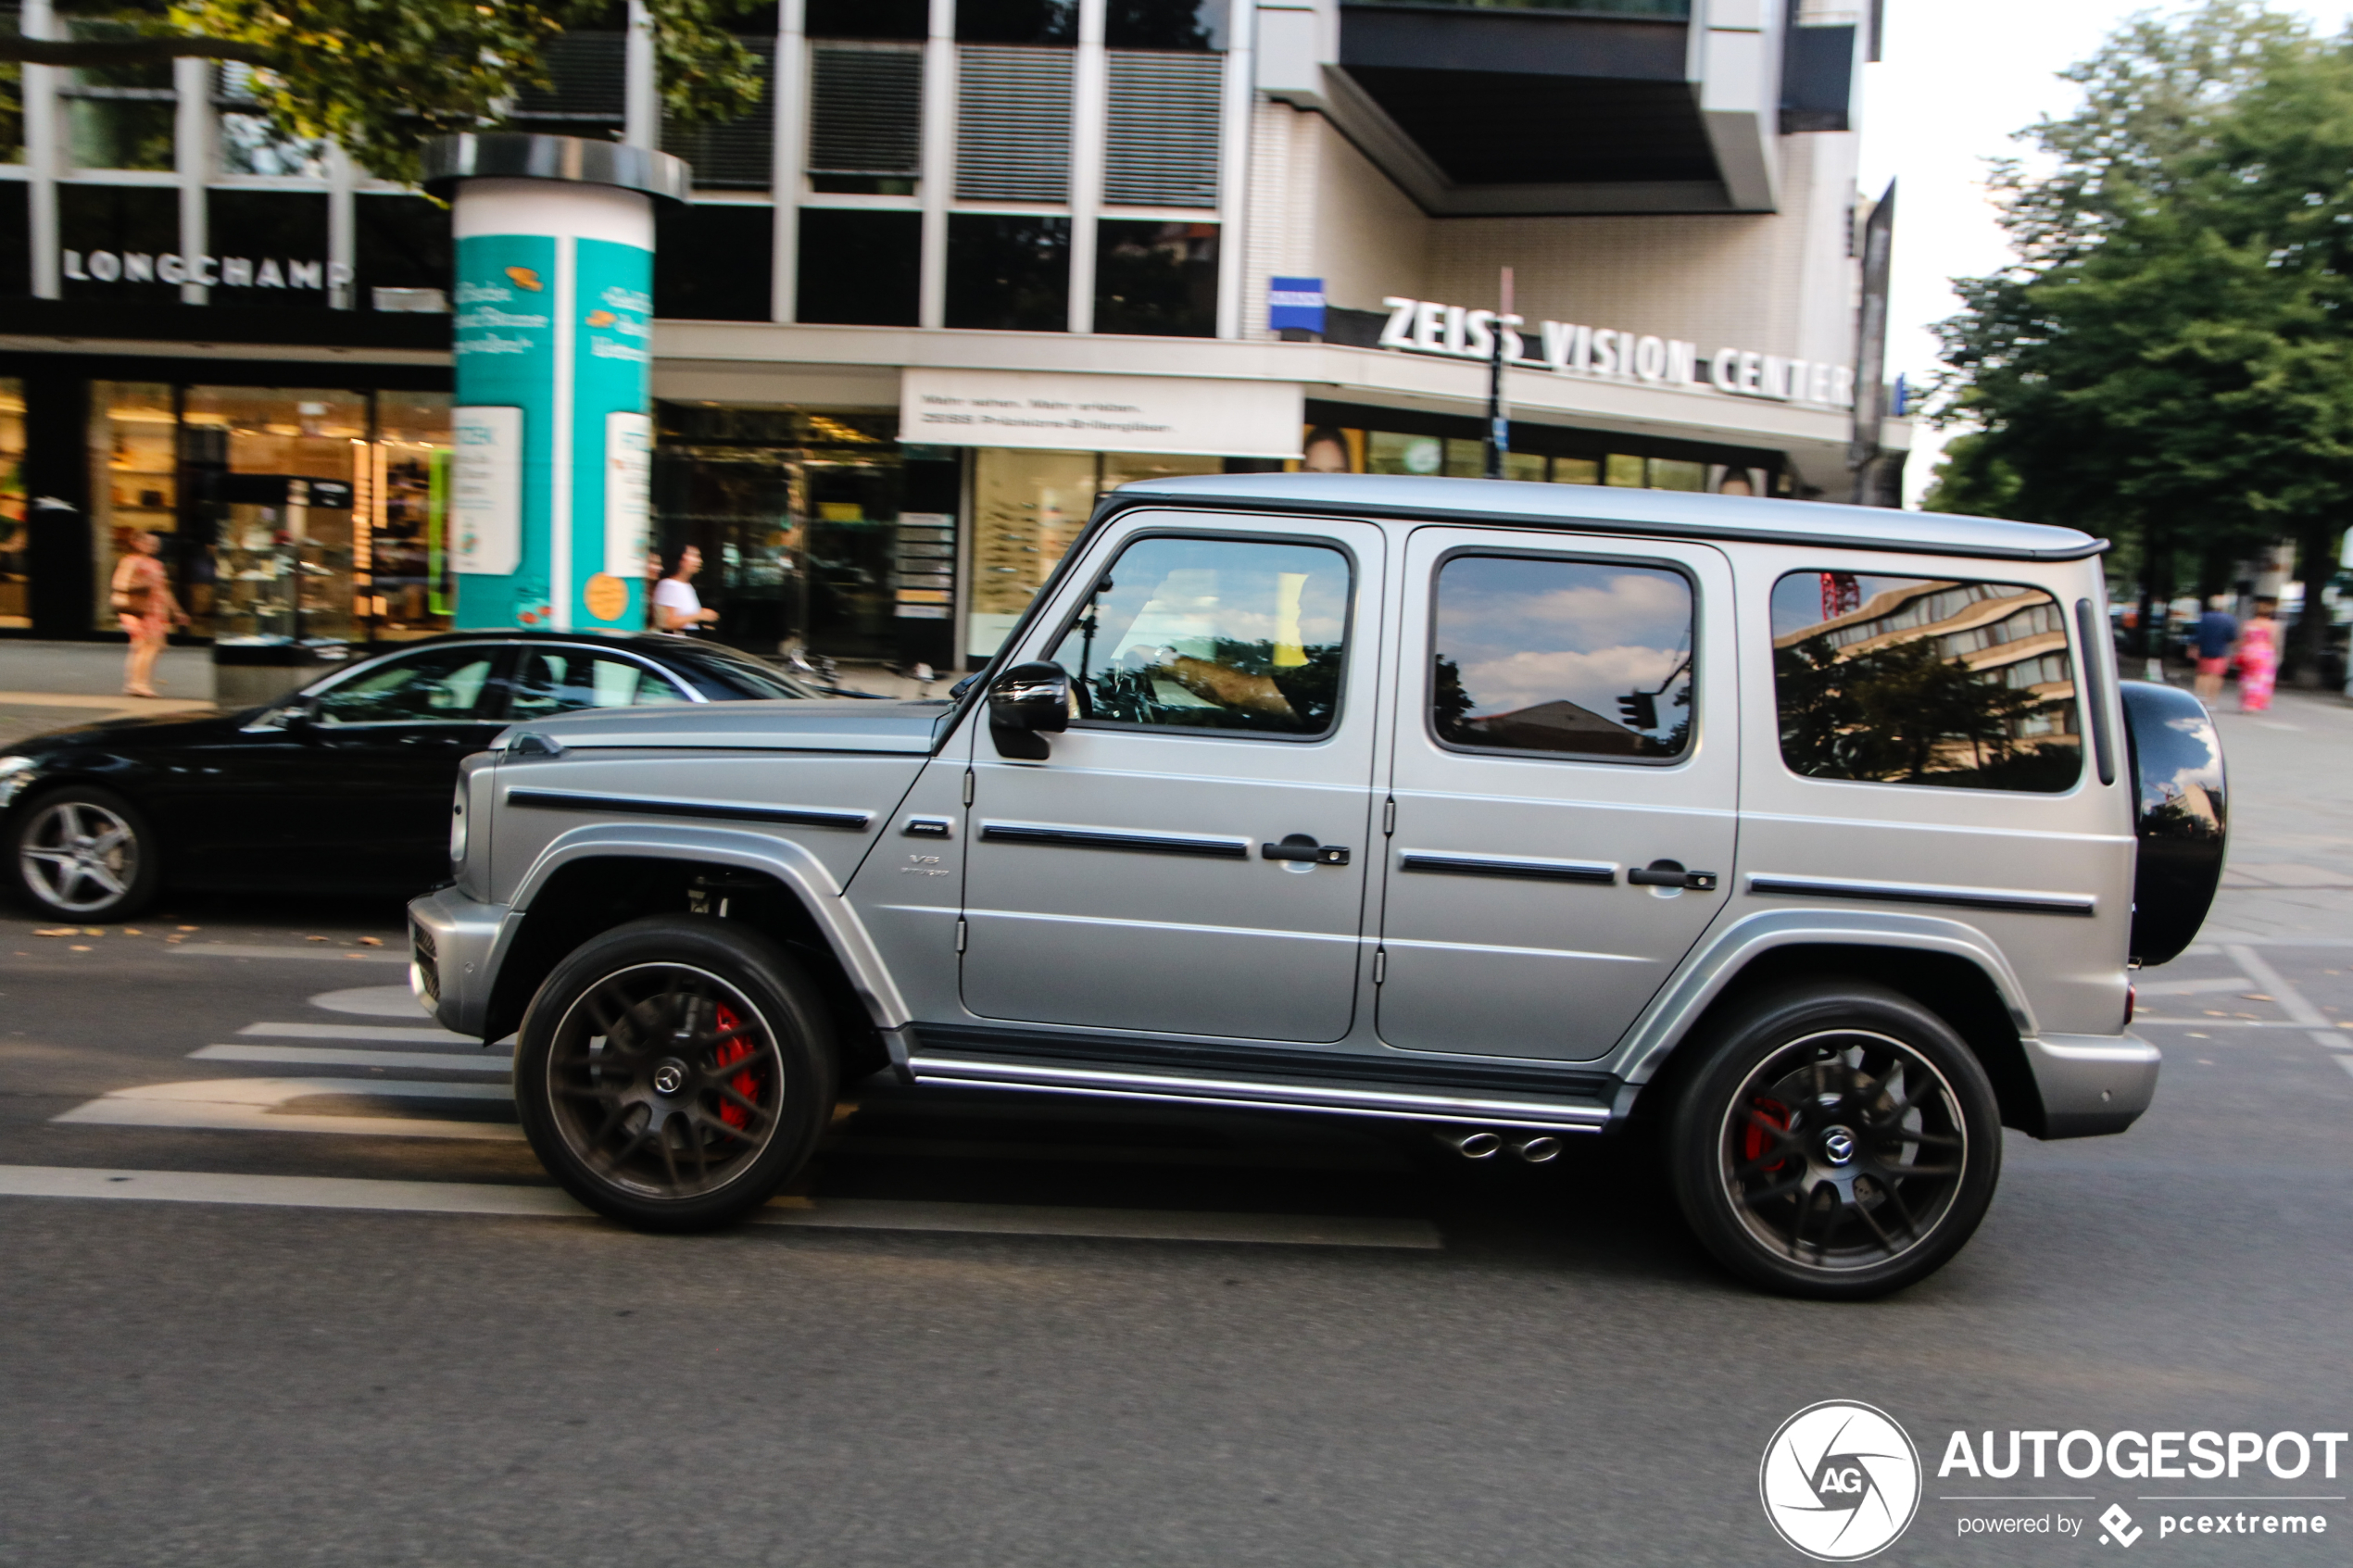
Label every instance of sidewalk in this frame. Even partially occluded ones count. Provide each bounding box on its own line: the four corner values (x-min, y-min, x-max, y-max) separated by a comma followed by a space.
0, 641, 216, 750
2201, 686, 2353, 942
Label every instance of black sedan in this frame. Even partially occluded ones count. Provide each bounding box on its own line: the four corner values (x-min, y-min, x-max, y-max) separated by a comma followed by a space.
2, 633, 845, 921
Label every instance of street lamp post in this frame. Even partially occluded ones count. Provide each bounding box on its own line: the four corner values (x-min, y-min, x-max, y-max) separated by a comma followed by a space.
422, 132, 689, 633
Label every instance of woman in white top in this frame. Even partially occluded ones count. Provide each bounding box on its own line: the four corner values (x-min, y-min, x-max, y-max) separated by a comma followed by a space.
651, 545, 721, 633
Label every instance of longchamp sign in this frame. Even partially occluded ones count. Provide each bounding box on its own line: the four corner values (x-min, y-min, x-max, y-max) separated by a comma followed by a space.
61, 249, 353, 290
1377, 295, 1856, 410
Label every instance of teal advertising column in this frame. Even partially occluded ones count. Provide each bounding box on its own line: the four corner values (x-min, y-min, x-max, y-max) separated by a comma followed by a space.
422, 134, 689, 632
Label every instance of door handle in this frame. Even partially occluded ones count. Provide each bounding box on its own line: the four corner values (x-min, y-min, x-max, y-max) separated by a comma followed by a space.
1263, 834, 1350, 866
1628, 859, 1718, 891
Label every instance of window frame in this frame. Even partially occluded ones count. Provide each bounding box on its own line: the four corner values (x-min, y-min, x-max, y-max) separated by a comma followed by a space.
305, 643, 509, 728
1041, 526, 1361, 746
1766, 569, 2087, 797
1423, 545, 1702, 769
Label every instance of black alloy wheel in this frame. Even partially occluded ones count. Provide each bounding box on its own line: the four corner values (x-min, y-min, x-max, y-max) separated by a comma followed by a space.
514, 916, 837, 1231
10, 785, 161, 920
1667, 982, 2002, 1299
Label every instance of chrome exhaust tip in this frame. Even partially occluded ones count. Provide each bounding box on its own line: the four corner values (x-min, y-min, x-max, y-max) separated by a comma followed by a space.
1438, 1129, 1504, 1160
1513, 1135, 1564, 1165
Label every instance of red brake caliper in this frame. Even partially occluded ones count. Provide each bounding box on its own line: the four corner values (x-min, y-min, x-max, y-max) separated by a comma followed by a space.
712, 1003, 757, 1129
1743, 1098, 1791, 1172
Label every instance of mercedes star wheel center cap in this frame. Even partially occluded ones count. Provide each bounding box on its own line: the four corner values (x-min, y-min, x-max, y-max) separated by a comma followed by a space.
1820, 1127, 1857, 1166
652, 1060, 686, 1096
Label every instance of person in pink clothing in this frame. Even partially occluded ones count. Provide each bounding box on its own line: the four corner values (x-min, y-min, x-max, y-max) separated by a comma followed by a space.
2234, 597, 2280, 712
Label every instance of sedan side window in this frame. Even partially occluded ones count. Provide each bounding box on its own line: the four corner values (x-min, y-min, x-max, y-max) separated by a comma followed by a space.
1430, 555, 1694, 759
508, 651, 690, 720
1047, 534, 1352, 738
314, 648, 497, 725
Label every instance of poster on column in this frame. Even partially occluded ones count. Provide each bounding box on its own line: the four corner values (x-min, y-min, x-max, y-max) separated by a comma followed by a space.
605, 411, 652, 578
450, 406, 523, 575
573, 238, 654, 626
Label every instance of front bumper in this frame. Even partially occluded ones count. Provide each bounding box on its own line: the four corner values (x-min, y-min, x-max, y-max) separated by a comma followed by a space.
2025, 1031, 2160, 1138
408, 884, 510, 1041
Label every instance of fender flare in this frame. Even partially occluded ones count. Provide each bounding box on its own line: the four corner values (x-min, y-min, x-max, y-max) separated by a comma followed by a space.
500, 822, 912, 1030
1612, 908, 2036, 1089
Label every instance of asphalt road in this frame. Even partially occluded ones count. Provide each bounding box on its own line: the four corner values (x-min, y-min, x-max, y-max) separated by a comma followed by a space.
3, 692, 2352, 1566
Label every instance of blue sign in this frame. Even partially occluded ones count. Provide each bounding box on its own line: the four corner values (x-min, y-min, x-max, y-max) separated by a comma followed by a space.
1268, 276, 1325, 333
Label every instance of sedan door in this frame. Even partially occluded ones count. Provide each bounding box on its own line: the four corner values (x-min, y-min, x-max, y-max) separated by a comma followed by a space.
1375, 530, 1738, 1061
960, 518, 1385, 1044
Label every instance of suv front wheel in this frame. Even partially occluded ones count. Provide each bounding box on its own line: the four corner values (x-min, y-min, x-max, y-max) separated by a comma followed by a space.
1667, 981, 2002, 1299
514, 916, 837, 1232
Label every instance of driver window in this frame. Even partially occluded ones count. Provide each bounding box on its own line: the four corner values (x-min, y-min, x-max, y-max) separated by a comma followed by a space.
314, 647, 497, 725
1047, 534, 1351, 738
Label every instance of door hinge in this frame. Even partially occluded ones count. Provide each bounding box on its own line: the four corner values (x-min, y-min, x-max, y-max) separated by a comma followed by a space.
1381, 797, 1396, 835
1372, 947, 1386, 985
955, 917, 967, 954
962, 770, 975, 807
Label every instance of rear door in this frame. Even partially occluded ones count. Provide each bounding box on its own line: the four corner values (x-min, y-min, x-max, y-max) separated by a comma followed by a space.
1374, 530, 1738, 1060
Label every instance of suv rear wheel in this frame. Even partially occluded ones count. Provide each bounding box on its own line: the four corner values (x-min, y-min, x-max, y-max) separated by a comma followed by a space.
514, 915, 837, 1231
1667, 981, 2002, 1299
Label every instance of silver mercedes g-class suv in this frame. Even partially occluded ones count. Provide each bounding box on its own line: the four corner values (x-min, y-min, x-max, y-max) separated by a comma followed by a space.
409, 474, 2226, 1298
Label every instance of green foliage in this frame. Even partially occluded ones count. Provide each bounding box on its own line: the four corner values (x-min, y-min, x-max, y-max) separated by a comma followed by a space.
1933, 1, 2353, 581
1918, 432, 2021, 519
134, 0, 764, 184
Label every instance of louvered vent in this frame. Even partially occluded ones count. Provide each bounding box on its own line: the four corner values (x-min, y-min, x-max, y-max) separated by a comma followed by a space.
660, 35, 774, 188
1103, 52, 1222, 207
514, 31, 626, 124
810, 44, 923, 176
956, 45, 1073, 202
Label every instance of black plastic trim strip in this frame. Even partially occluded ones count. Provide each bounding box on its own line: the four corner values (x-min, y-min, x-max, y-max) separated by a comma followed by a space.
1399, 850, 1617, 884
1747, 873, 2096, 917
2075, 597, 2119, 786
978, 822, 1251, 859
505, 789, 873, 829
912, 1022, 1617, 1099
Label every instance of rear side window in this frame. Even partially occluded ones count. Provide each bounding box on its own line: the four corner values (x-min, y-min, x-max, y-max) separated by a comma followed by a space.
1770, 571, 2081, 793
508, 650, 690, 719
1429, 554, 1694, 760
315, 647, 497, 724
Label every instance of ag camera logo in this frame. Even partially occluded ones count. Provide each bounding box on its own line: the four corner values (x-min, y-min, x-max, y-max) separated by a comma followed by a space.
1761, 1401, 1922, 1561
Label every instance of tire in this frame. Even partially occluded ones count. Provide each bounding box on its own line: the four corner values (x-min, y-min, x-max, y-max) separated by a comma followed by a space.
513, 915, 838, 1232
1666, 981, 2002, 1299
9, 785, 161, 921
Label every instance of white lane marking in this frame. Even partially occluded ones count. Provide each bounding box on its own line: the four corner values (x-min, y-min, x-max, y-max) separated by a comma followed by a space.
308, 984, 434, 1018
239, 1022, 472, 1044
0, 1168, 1441, 1248
2134, 975, 2257, 997
192, 1045, 512, 1073
2225, 944, 2331, 1026
53, 1076, 520, 1141
0, 1166, 581, 1216
758, 1196, 1442, 1249
170, 944, 406, 964
2130, 1018, 2349, 1031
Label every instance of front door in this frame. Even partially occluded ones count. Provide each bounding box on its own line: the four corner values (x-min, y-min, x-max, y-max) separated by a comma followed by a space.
1376, 530, 1739, 1060
961, 517, 1385, 1043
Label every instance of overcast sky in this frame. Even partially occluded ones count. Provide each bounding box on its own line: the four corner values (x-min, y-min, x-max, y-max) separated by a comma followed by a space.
1855, 0, 2353, 505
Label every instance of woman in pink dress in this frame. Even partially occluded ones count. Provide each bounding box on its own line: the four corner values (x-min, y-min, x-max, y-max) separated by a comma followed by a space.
2234, 597, 2279, 713
110, 531, 186, 698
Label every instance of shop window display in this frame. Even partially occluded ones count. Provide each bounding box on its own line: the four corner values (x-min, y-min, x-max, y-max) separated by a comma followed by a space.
366, 394, 454, 638
183, 386, 367, 644
0, 380, 26, 629
87, 383, 179, 632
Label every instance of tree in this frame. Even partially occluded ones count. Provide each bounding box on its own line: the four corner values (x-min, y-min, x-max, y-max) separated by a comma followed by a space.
1931, 1, 2352, 676
0, 0, 764, 185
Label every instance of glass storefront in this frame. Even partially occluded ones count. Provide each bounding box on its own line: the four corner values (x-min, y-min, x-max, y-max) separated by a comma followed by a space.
85, 382, 451, 643
0, 379, 25, 629
1301, 406, 1780, 498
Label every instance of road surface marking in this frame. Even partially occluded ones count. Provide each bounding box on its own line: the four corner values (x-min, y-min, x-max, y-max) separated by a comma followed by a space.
192, 1044, 512, 1073
2133, 1017, 2351, 1030
308, 984, 433, 1018
2134, 975, 2257, 997
239, 1022, 476, 1044
54, 1076, 521, 1141
170, 944, 407, 964
2225, 945, 2331, 1026
0, 1167, 1441, 1247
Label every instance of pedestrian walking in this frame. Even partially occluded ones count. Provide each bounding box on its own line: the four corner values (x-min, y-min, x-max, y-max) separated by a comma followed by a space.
2236, 597, 2280, 713
2193, 594, 2238, 705
110, 531, 187, 697
651, 544, 720, 634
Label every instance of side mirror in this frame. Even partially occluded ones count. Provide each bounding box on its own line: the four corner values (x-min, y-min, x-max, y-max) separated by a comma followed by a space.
281, 696, 321, 734
988, 661, 1074, 759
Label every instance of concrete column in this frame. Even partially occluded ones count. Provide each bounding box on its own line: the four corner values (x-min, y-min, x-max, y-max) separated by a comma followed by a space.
424, 134, 687, 632
1214, 0, 1255, 339
918, 0, 954, 329
772, 0, 805, 321
1067, 0, 1106, 334
22, 0, 60, 298
624, 0, 659, 149
326, 144, 357, 309
174, 56, 210, 306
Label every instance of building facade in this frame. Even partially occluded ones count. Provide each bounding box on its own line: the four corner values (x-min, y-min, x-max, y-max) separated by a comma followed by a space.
0, 0, 1906, 671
